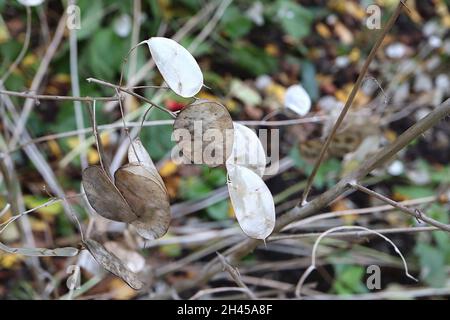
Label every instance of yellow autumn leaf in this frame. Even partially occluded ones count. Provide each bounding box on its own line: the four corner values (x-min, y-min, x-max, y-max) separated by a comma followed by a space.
316, 23, 331, 39
344, 2, 365, 20
265, 43, 279, 56
228, 200, 235, 218
349, 48, 361, 63
88, 149, 100, 165
23, 196, 63, 217
47, 140, 62, 158
224, 98, 238, 112
29, 217, 49, 232
385, 129, 397, 143
22, 54, 37, 68
159, 160, 177, 177
265, 83, 286, 104
0, 16, 10, 44
109, 278, 138, 300
0, 253, 24, 269
197, 91, 217, 100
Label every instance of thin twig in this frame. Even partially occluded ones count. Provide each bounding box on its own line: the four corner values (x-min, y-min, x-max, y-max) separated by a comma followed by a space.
0, 89, 118, 101
69, 0, 87, 169
349, 182, 450, 232
283, 196, 437, 231
216, 252, 257, 300
300, 1, 407, 205
86, 77, 176, 117
270, 226, 438, 241
189, 287, 256, 300
86, 100, 110, 177
0, 203, 10, 218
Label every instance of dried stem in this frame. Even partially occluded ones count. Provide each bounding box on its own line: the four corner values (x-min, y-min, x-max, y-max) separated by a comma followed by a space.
0, 89, 118, 102
270, 226, 437, 241
349, 182, 450, 232
115, 88, 139, 162
69, 0, 87, 169
216, 252, 256, 300
86, 100, 110, 178
300, 1, 407, 205
189, 287, 256, 300
86, 77, 176, 118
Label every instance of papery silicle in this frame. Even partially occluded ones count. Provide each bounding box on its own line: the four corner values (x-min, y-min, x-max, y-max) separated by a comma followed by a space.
227, 165, 275, 240
147, 37, 203, 98
284, 84, 311, 116
226, 122, 266, 177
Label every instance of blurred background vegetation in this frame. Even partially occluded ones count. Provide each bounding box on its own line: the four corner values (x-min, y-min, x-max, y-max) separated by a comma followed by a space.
0, 0, 449, 299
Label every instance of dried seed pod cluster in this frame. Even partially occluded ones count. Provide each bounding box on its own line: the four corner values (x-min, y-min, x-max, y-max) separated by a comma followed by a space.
81, 38, 278, 290
82, 139, 171, 241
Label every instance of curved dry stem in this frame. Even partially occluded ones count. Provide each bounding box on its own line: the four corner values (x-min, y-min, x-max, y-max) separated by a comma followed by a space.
295, 226, 418, 298
189, 287, 256, 300
138, 105, 154, 137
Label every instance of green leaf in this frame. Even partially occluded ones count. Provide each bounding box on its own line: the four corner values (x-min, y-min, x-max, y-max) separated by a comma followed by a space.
179, 176, 212, 201
272, 0, 314, 40
430, 166, 450, 184
229, 43, 277, 76
290, 147, 341, 189
332, 264, 368, 295
160, 241, 182, 258
140, 108, 175, 161
85, 28, 127, 80
23, 196, 63, 216
301, 60, 319, 102
206, 200, 229, 221
426, 205, 450, 251
415, 243, 447, 287
393, 185, 434, 199
202, 167, 227, 188
220, 5, 253, 40
76, 0, 104, 40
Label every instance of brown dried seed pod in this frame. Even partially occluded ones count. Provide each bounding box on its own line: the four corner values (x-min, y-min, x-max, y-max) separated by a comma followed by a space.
115, 164, 171, 240
173, 99, 234, 167
83, 239, 144, 290
82, 166, 137, 223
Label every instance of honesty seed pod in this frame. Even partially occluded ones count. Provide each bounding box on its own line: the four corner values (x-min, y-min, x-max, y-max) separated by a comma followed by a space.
115, 163, 171, 241
227, 165, 275, 240
226, 122, 266, 177
17, 0, 44, 6
284, 84, 311, 116
173, 99, 234, 167
82, 166, 137, 223
82, 139, 171, 240
147, 37, 203, 98
83, 239, 144, 290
